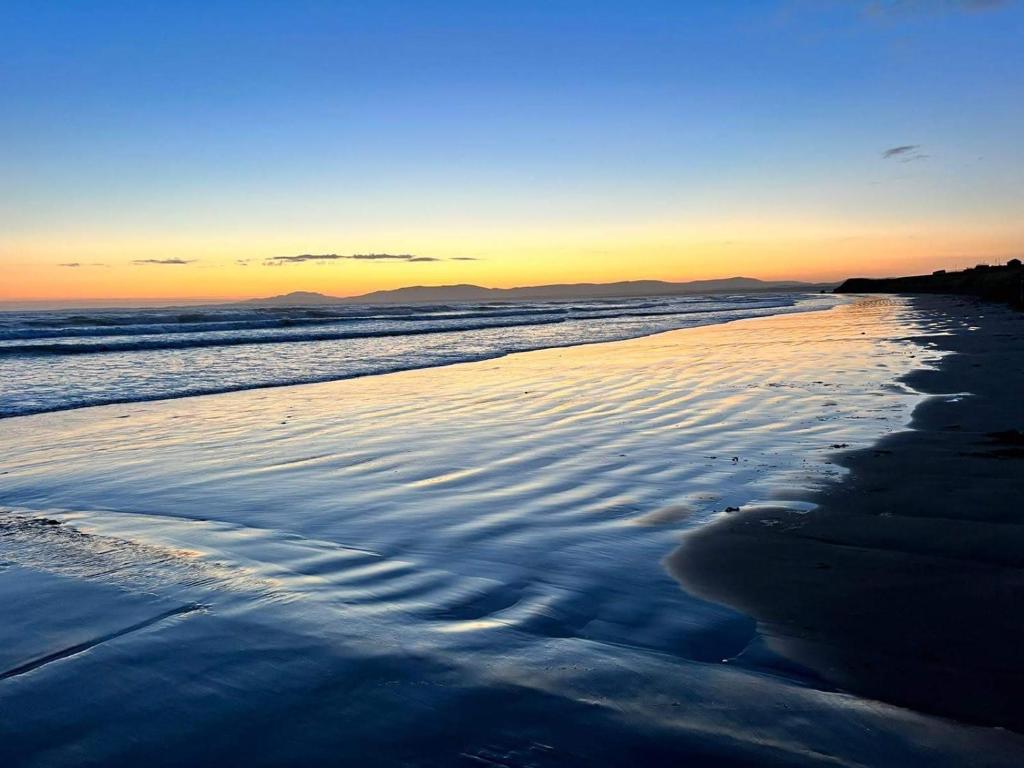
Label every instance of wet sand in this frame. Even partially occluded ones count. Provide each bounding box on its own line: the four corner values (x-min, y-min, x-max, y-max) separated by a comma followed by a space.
2, 297, 1024, 766
671, 295, 1024, 729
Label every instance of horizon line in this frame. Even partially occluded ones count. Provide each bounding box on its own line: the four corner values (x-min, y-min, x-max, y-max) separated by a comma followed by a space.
0, 273, 842, 308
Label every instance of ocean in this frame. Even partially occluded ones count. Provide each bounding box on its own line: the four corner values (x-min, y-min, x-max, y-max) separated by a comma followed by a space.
0, 292, 837, 418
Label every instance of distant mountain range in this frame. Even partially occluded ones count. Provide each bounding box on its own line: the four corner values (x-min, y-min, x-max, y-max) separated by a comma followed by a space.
242, 277, 831, 306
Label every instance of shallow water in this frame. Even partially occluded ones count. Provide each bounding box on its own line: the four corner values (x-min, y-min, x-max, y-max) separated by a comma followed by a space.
2, 297, 1022, 766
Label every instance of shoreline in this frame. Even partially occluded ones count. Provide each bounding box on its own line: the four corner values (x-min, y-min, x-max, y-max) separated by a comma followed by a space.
670, 295, 1024, 729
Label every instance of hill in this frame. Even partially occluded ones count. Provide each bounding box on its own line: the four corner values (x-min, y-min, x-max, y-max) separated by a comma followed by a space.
835, 260, 1023, 308
243, 277, 827, 306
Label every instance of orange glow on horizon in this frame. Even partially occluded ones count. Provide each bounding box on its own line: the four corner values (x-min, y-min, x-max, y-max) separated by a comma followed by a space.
3, 227, 1021, 303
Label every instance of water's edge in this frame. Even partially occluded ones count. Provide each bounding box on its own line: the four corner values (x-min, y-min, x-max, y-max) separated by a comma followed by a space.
670, 295, 1024, 730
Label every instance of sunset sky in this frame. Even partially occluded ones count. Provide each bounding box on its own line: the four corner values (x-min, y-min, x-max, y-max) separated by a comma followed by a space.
2, 0, 1022, 302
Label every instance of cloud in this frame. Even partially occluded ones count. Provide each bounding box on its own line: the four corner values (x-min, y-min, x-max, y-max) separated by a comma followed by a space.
57, 261, 108, 267
882, 144, 928, 161
451, 257, 480, 261
58, 262, 81, 267
882, 144, 918, 158
350, 253, 423, 261
263, 253, 460, 265
132, 258, 194, 265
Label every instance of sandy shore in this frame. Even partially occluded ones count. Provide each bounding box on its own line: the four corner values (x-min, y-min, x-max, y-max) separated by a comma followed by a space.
671, 295, 1024, 729
2, 296, 1024, 766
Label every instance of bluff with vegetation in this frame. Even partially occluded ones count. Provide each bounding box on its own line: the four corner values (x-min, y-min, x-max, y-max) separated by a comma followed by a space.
836, 260, 1024, 309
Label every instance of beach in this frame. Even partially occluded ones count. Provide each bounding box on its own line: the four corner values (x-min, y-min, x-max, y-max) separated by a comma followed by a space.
672, 295, 1024, 730
2, 296, 1023, 766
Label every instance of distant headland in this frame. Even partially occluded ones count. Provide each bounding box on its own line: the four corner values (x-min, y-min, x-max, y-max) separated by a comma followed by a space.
836, 259, 1024, 309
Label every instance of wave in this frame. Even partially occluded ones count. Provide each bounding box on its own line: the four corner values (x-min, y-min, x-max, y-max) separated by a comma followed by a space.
0, 317, 569, 356
0, 300, 798, 357
0, 307, 568, 341
0, 357, 499, 419
0, 295, 787, 342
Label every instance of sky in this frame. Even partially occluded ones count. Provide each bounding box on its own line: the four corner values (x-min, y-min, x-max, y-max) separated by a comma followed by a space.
1, 0, 1022, 302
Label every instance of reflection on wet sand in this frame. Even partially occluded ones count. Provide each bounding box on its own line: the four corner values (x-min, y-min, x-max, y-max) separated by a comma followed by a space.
2, 298, 1023, 765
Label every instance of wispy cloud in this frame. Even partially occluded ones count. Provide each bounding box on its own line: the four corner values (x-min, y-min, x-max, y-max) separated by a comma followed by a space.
266, 253, 410, 264
57, 261, 108, 267
263, 253, 472, 266
132, 258, 194, 265
58, 262, 81, 267
882, 144, 928, 161
350, 253, 432, 262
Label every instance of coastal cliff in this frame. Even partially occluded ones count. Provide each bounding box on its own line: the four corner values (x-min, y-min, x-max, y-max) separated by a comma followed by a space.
836, 260, 1024, 308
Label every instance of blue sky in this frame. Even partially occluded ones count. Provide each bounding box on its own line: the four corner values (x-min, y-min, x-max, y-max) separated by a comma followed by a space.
2, 0, 1022, 298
